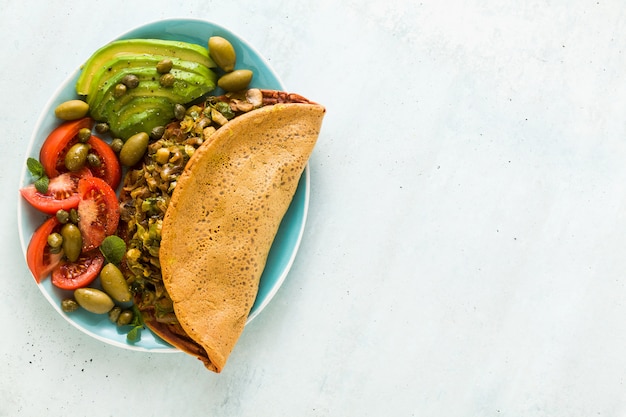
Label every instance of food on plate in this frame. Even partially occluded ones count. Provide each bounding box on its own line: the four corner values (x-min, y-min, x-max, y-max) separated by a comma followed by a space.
119, 89, 324, 371
76, 39, 218, 139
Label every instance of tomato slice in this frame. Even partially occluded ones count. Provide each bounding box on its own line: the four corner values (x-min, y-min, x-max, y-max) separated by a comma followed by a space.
86, 135, 121, 189
40, 117, 93, 178
26, 217, 64, 282
19, 169, 92, 215
39, 117, 121, 189
51, 250, 104, 290
77, 176, 120, 251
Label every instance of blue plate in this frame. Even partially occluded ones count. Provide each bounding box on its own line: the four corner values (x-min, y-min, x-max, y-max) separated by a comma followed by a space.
17, 19, 309, 352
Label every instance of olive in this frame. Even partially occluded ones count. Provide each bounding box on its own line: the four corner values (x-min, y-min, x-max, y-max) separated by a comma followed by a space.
54, 100, 89, 120
160, 73, 175, 88
61, 223, 82, 262
208, 36, 236, 72
64, 143, 90, 171
61, 298, 79, 313
174, 103, 186, 120
74, 288, 115, 314
110, 138, 124, 153
77, 128, 91, 143
217, 69, 253, 92
47, 232, 63, 249
156, 59, 173, 74
100, 263, 132, 302
116, 310, 134, 326
121, 74, 139, 89
113, 83, 127, 98
119, 132, 149, 166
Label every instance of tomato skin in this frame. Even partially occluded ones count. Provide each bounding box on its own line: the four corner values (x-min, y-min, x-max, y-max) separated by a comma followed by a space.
40, 117, 93, 178
19, 169, 92, 215
38, 117, 121, 189
51, 250, 104, 290
86, 135, 121, 189
77, 176, 120, 251
26, 217, 64, 282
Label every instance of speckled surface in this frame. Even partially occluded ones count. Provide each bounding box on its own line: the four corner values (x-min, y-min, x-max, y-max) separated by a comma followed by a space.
3, 1, 626, 416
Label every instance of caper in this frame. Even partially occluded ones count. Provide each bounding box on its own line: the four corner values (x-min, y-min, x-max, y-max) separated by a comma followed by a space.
119, 132, 149, 166
87, 153, 101, 167
54, 99, 89, 121
100, 263, 132, 302
116, 310, 134, 326
56, 209, 70, 224
95, 122, 110, 134
60, 223, 82, 262
208, 36, 236, 72
160, 73, 175, 88
156, 59, 173, 74
113, 83, 127, 98
69, 208, 79, 224
74, 288, 114, 314
121, 74, 139, 89
108, 306, 122, 323
174, 103, 186, 120
77, 128, 91, 143
61, 298, 79, 313
150, 125, 165, 140
217, 69, 253, 92
110, 138, 124, 153
47, 232, 63, 249
64, 143, 90, 172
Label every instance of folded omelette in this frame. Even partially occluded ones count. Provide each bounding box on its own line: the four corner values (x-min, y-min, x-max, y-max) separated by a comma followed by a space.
120, 90, 325, 372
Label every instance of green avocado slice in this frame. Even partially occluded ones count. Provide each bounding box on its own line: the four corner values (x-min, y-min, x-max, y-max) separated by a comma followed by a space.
107, 96, 175, 139
76, 38, 216, 95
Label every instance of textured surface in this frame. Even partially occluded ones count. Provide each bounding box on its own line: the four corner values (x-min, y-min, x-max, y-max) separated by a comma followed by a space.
5, 1, 626, 416
160, 103, 324, 371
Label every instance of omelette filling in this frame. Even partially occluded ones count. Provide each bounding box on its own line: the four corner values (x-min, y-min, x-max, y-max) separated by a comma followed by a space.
119, 90, 264, 325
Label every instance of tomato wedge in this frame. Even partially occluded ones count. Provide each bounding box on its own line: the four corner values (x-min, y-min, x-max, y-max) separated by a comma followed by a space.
40, 117, 92, 178
39, 117, 121, 189
19, 169, 92, 215
77, 176, 120, 251
51, 250, 104, 290
26, 217, 64, 282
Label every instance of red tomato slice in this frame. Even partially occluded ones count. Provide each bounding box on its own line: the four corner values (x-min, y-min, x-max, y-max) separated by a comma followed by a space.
19, 169, 92, 215
26, 217, 64, 282
51, 250, 104, 290
86, 135, 121, 189
40, 117, 93, 178
77, 176, 120, 251
39, 117, 121, 189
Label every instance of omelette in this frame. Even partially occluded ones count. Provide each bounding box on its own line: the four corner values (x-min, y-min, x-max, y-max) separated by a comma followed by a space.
119, 89, 325, 372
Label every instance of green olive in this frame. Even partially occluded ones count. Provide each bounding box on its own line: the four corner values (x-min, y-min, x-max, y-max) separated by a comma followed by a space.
119, 132, 149, 166
74, 288, 115, 314
156, 59, 173, 74
208, 36, 236, 72
217, 69, 253, 92
54, 100, 89, 120
64, 143, 90, 172
100, 263, 132, 302
60, 223, 82, 262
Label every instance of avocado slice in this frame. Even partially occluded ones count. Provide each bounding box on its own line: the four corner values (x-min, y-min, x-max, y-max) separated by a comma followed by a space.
107, 96, 175, 139
76, 39, 216, 95
85, 54, 215, 100
89, 67, 216, 121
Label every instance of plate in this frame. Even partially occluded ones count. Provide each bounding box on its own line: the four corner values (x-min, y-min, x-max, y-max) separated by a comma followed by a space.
17, 18, 310, 352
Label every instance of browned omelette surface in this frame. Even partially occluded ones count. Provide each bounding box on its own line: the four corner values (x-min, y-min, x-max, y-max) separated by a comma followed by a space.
159, 102, 325, 372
